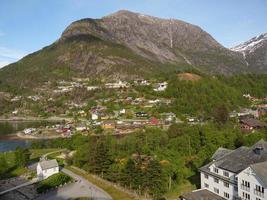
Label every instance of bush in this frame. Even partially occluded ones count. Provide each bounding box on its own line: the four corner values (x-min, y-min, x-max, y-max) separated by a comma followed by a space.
37, 172, 72, 193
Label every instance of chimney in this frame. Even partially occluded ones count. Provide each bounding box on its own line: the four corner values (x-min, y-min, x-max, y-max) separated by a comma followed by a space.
254, 146, 264, 155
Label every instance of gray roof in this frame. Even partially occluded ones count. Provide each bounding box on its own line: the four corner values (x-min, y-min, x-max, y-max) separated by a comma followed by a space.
39, 159, 59, 170
240, 118, 267, 128
251, 161, 267, 188
211, 147, 233, 160
200, 139, 267, 174
180, 189, 225, 200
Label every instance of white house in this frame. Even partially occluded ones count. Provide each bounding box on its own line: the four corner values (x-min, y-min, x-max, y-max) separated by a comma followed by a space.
37, 159, 59, 180
181, 139, 267, 200
153, 82, 168, 92
92, 113, 99, 120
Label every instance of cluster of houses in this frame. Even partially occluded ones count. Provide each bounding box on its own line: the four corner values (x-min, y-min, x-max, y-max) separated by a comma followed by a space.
180, 139, 267, 200
230, 107, 267, 132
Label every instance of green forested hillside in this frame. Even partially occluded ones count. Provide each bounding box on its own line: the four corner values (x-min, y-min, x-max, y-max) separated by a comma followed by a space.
30, 123, 267, 199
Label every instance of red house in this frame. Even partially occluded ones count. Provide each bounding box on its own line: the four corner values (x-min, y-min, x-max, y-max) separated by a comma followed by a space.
150, 117, 159, 125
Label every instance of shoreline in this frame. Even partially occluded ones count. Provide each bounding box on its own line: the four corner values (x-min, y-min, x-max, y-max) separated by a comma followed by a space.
16, 132, 65, 140
0, 133, 23, 141
0, 132, 65, 141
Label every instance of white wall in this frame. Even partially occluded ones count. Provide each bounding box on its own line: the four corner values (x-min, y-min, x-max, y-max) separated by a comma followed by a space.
201, 166, 238, 200
37, 164, 59, 180
237, 167, 266, 200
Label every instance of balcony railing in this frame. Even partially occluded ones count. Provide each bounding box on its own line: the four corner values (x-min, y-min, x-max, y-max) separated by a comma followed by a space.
254, 189, 264, 198
240, 184, 250, 192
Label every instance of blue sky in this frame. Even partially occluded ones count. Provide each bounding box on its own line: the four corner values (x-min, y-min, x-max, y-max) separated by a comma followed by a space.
0, 0, 267, 68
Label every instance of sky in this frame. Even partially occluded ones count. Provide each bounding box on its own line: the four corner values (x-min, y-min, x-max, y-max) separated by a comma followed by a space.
0, 0, 267, 68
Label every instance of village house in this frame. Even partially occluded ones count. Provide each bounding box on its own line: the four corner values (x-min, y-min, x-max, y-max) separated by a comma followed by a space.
91, 113, 99, 120
10, 96, 22, 102
153, 82, 168, 92
105, 80, 128, 89
102, 121, 116, 129
240, 118, 267, 131
87, 86, 99, 91
37, 159, 59, 180
23, 128, 36, 135
136, 111, 148, 118
180, 140, 267, 200
134, 79, 150, 86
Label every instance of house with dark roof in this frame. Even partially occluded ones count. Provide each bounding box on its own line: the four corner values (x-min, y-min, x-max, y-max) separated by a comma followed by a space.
180, 139, 267, 200
240, 118, 267, 131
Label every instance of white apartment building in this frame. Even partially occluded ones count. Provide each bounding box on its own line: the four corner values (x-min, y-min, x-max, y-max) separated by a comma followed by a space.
181, 139, 267, 200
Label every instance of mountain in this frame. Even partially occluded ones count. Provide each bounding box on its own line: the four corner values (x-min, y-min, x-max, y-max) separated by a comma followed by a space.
231, 33, 267, 73
0, 10, 254, 90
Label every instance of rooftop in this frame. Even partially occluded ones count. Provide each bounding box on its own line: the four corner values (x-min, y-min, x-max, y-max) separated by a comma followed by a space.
200, 139, 267, 174
240, 118, 267, 128
251, 161, 267, 188
180, 189, 225, 200
39, 159, 59, 170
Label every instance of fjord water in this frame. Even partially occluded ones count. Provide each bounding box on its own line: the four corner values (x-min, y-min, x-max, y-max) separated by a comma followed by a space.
0, 120, 55, 152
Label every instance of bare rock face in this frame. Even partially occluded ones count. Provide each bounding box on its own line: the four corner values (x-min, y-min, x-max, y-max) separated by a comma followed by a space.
61, 10, 247, 74
231, 33, 267, 73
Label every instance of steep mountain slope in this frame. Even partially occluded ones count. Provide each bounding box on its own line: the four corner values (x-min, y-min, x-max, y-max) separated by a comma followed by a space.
231, 33, 267, 73
0, 10, 251, 90
62, 10, 247, 74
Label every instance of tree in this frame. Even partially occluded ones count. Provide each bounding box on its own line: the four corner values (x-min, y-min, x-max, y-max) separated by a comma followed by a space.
15, 147, 30, 167
0, 155, 8, 176
144, 159, 167, 199
212, 104, 229, 124
92, 139, 113, 176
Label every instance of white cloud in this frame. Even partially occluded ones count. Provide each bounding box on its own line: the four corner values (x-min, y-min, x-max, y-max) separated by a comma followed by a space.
0, 46, 27, 68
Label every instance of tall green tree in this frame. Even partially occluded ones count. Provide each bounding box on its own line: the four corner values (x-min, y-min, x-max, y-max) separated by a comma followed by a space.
15, 147, 30, 167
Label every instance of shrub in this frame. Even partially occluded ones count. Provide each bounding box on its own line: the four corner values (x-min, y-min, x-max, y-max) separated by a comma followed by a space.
37, 172, 72, 193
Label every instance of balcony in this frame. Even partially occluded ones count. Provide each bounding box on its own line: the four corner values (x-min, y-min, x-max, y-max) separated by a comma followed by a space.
240, 184, 250, 192
254, 189, 264, 198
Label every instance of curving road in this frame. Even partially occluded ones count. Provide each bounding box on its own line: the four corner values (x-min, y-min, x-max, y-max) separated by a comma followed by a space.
35, 168, 112, 200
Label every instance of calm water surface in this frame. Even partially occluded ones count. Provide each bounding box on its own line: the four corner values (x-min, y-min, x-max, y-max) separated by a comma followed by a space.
0, 120, 58, 152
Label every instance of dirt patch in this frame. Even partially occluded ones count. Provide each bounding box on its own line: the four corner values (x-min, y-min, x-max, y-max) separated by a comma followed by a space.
177, 73, 202, 81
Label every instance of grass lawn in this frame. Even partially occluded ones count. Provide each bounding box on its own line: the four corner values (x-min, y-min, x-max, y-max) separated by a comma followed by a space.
66, 166, 137, 200
30, 148, 61, 161
0, 151, 29, 178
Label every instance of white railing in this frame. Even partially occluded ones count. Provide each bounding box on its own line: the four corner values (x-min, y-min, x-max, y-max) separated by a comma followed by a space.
254, 189, 264, 198
240, 184, 250, 192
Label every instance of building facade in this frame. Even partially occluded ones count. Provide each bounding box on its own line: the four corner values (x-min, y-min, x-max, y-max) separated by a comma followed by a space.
198, 140, 267, 200
37, 159, 59, 180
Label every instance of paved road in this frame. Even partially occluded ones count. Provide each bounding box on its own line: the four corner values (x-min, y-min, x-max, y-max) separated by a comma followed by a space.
36, 168, 112, 200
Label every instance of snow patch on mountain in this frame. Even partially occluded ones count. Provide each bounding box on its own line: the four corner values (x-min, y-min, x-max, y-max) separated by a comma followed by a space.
231, 33, 267, 53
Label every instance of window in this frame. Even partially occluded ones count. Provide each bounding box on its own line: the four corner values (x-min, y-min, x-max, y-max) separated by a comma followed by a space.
224, 182, 229, 188
223, 171, 229, 177
256, 185, 264, 193
242, 180, 250, 188
214, 187, 219, 194
214, 177, 219, 183
242, 192, 250, 200
214, 167, 219, 173
204, 174, 209, 179
224, 192, 230, 199
204, 183, 209, 188
256, 198, 261, 200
